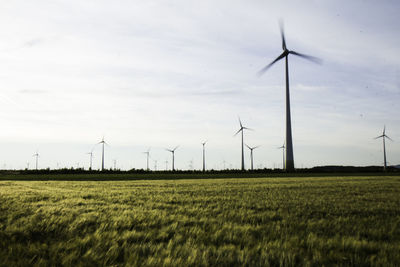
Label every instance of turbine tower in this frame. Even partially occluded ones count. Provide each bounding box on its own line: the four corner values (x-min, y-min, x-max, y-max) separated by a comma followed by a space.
166, 146, 179, 171
98, 137, 108, 171
234, 117, 252, 171
201, 141, 207, 172
258, 22, 321, 171
143, 148, 150, 171
33, 151, 39, 170
374, 126, 393, 171
278, 143, 285, 170
246, 144, 260, 171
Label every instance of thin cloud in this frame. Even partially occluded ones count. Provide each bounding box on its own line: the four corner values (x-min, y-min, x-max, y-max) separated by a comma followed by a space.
19, 89, 47, 94
22, 38, 44, 48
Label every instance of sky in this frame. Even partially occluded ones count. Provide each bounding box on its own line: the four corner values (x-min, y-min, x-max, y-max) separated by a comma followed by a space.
0, 0, 399, 170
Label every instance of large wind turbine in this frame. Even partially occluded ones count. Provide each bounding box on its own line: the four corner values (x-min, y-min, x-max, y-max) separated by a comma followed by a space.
278, 143, 285, 170
166, 146, 179, 171
98, 137, 108, 171
246, 144, 260, 171
201, 141, 207, 172
33, 151, 39, 170
234, 117, 252, 171
374, 126, 393, 171
258, 22, 321, 171
143, 148, 150, 171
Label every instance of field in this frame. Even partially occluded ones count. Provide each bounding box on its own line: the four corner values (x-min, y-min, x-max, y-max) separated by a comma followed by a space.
1, 175, 400, 266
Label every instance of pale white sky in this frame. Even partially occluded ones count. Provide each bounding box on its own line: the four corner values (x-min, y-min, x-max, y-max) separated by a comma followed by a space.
0, 0, 399, 170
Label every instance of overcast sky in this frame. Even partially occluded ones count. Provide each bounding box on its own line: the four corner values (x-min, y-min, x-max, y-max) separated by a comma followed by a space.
0, 0, 399, 170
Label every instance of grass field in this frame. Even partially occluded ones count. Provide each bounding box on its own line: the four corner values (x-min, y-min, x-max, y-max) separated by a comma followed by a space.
1, 176, 400, 266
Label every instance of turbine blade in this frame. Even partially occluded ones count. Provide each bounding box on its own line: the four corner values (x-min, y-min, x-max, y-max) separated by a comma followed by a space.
289, 51, 322, 64
386, 135, 393, 141
245, 144, 251, 149
238, 116, 243, 128
173, 146, 179, 151
374, 135, 384, 139
243, 127, 253, 131
257, 52, 286, 76
234, 128, 242, 136
279, 20, 286, 50
383, 125, 386, 135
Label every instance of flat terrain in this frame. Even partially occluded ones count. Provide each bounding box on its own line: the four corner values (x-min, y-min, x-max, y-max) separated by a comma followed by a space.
1, 176, 399, 266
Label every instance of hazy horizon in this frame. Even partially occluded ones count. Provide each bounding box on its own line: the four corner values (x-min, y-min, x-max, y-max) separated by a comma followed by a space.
0, 0, 399, 170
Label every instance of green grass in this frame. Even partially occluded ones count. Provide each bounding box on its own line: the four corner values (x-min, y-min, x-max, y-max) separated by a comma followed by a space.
1, 176, 400, 266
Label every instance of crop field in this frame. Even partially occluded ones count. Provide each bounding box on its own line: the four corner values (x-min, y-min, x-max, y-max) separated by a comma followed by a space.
1, 176, 400, 266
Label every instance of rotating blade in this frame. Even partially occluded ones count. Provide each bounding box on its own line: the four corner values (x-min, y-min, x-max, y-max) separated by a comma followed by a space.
279, 20, 286, 50
257, 51, 286, 76
234, 128, 242, 136
289, 50, 322, 64
386, 135, 393, 141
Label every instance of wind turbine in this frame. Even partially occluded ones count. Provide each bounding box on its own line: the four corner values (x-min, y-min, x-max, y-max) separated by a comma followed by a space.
143, 148, 150, 171
201, 141, 207, 172
166, 146, 179, 171
153, 159, 158, 171
234, 117, 252, 171
87, 150, 94, 170
33, 151, 39, 170
278, 143, 285, 170
97, 137, 108, 171
258, 22, 321, 171
374, 126, 393, 171
246, 144, 260, 171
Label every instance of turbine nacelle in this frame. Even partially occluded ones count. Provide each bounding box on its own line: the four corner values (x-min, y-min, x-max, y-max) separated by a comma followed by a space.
166, 146, 179, 153
246, 144, 260, 151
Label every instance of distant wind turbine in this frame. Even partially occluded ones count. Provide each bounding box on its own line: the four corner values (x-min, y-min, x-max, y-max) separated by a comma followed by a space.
258, 21, 321, 171
87, 150, 94, 170
246, 144, 260, 171
153, 159, 158, 171
278, 143, 285, 170
374, 126, 393, 171
143, 148, 150, 171
166, 146, 179, 171
201, 141, 207, 172
234, 117, 252, 171
165, 160, 169, 171
33, 151, 39, 170
98, 137, 108, 171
